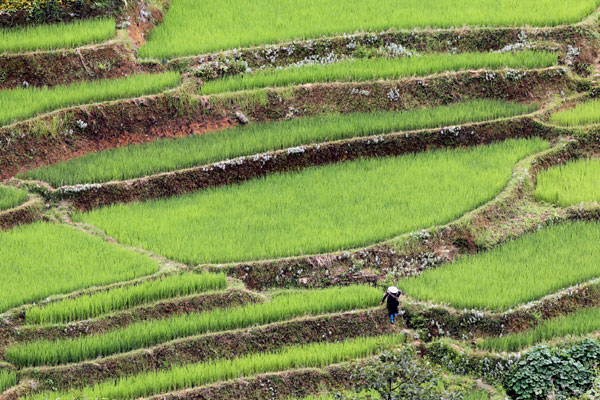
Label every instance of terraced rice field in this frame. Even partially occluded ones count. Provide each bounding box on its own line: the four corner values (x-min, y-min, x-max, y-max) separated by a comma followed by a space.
75, 139, 548, 264
480, 306, 600, 351
0, 185, 28, 211
535, 158, 600, 206
0, 371, 16, 393
0, 223, 157, 312
0, 18, 116, 53
140, 0, 600, 57
0, 72, 181, 126
200, 52, 557, 94
25, 272, 227, 324
21, 100, 537, 186
6, 286, 381, 366
399, 222, 600, 310
550, 99, 600, 126
4, 1, 600, 399
30, 335, 403, 400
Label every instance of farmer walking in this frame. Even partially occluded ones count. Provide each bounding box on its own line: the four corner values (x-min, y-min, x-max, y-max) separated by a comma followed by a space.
380, 286, 401, 325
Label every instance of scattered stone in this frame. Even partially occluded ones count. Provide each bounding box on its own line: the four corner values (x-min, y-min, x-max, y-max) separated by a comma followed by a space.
235, 111, 249, 125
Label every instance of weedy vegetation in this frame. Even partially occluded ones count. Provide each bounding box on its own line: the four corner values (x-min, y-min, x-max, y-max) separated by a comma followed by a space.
200, 52, 557, 94
25, 272, 227, 324
29, 335, 403, 400
0, 185, 28, 212
0, 223, 157, 313
0, 18, 116, 53
399, 222, 600, 310
6, 286, 382, 366
535, 158, 600, 206
0, 72, 181, 126
139, 0, 600, 57
74, 139, 549, 264
21, 100, 538, 186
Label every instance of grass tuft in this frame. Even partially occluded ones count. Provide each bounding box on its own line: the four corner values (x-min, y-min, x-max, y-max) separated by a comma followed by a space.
21, 100, 538, 187
200, 52, 557, 94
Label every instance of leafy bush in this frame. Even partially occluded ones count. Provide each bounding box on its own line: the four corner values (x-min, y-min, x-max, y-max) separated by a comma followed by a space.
339, 347, 462, 400
503, 339, 600, 400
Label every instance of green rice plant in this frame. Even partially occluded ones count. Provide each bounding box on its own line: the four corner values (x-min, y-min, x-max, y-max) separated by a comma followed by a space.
139, 0, 600, 58
75, 139, 549, 264
5, 285, 382, 366
535, 158, 600, 206
25, 272, 227, 325
399, 222, 600, 311
0, 185, 28, 212
30, 335, 402, 400
0, 72, 181, 126
200, 52, 557, 94
479, 306, 600, 352
549, 100, 600, 126
21, 100, 538, 187
0, 370, 17, 393
0, 18, 115, 53
0, 223, 157, 314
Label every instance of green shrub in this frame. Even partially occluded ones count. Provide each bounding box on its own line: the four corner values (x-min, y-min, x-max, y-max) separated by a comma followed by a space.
503, 339, 600, 400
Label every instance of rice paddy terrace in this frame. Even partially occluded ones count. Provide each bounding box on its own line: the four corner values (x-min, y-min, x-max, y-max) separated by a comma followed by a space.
4, 1, 600, 399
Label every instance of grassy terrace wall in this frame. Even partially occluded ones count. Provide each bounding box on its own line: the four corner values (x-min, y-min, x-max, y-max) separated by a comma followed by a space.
0, 43, 143, 90
0, 197, 41, 231
0, 67, 575, 181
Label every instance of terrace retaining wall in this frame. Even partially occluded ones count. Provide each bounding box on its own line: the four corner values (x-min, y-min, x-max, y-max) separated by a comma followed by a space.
0, 43, 142, 90
1, 67, 574, 180
56, 116, 561, 210
144, 364, 355, 400
0, 198, 41, 231
6, 289, 261, 345
20, 308, 390, 392
171, 24, 598, 76
203, 137, 583, 291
